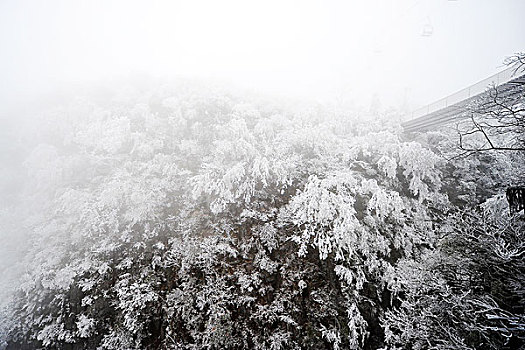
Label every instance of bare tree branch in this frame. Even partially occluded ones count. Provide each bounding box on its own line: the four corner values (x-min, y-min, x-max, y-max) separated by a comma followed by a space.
454, 53, 525, 156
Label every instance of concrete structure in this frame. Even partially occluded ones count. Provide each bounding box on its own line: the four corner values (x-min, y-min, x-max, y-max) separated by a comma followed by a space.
403, 64, 525, 133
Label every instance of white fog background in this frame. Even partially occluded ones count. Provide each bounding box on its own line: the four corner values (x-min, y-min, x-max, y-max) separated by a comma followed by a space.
1, 0, 524, 113
0, 0, 524, 323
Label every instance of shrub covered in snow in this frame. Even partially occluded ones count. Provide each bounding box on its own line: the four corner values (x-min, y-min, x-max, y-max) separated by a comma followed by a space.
1, 82, 523, 349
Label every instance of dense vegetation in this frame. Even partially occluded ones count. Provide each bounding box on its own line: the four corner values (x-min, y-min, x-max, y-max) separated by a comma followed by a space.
0, 79, 523, 349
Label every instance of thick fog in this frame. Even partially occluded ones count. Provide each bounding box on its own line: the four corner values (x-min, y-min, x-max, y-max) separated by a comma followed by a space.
1, 0, 524, 111
0, 1, 524, 348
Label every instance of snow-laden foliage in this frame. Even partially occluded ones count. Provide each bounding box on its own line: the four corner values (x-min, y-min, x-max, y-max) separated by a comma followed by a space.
2, 80, 522, 349
383, 199, 525, 349
415, 130, 525, 206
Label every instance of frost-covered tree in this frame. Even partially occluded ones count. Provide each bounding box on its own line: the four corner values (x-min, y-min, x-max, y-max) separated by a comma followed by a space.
0, 80, 466, 350
455, 52, 525, 156
383, 197, 525, 350
383, 52, 525, 348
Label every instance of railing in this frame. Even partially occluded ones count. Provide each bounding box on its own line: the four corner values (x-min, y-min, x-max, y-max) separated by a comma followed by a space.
411, 64, 525, 119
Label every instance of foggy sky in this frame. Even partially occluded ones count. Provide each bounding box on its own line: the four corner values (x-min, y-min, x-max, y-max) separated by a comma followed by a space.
0, 0, 524, 112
